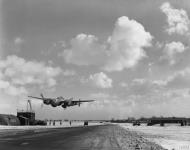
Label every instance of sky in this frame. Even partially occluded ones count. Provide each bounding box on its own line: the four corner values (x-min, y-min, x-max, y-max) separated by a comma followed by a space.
0, 0, 190, 120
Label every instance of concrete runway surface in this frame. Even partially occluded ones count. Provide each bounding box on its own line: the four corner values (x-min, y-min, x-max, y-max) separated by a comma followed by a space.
0, 125, 165, 150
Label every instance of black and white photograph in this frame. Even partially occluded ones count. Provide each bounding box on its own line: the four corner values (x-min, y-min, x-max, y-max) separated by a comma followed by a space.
0, 0, 190, 149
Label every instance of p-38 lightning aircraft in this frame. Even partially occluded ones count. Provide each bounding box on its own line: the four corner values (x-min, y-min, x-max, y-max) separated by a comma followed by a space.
28, 94, 95, 109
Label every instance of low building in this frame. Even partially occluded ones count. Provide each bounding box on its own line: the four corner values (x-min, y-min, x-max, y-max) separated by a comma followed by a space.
17, 111, 35, 125
0, 114, 20, 126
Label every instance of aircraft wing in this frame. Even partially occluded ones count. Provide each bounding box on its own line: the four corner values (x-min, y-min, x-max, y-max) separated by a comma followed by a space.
72, 100, 95, 103
28, 96, 44, 100
58, 101, 66, 105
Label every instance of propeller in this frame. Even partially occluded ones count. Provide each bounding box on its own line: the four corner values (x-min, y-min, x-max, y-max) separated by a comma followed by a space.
40, 93, 45, 108
78, 99, 81, 107
41, 102, 44, 108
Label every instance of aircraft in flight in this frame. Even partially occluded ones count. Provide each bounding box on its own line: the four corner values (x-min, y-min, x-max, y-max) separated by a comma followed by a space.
28, 94, 95, 109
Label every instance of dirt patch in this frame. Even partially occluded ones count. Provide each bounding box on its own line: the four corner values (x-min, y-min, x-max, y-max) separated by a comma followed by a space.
81, 125, 165, 150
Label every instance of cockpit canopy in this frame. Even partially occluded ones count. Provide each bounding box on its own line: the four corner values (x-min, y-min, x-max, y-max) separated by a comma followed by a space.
56, 96, 64, 100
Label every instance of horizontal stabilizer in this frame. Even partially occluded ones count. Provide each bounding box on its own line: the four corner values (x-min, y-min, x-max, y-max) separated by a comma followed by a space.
28, 96, 43, 100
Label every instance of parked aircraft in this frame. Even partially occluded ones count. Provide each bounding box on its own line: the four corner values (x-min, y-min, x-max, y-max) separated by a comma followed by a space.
28, 94, 95, 109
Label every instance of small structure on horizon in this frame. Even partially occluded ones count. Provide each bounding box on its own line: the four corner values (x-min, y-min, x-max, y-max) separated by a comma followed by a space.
17, 100, 35, 125
147, 117, 188, 126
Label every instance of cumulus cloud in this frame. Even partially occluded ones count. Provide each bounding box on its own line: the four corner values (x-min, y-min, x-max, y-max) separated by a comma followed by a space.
166, 68, 190, 89
85, 72, 112, 88
118, 78, 190, 117
152, 80, 167, 86
128, 72, 190, 97
90, 92, 111, 99
125, 93, 190, 117
13, 37, 24, 52
0, 55, 62, 96
152, 67, 190, 89
88, 87, 190, 118
88, 92, 119, 109
0, 80, 27, 96
119, 82, 128, 88
62, 34, 106, 66
14, 37, 24, 45
129, 79, 158, 96
84, 70, 190, 118
162, 41, 186, 65
61, 16, 153, 72
132, 78, 146, 85
62, 69, 76, 76
104, 16, 152, 71
160, 2, 190, 35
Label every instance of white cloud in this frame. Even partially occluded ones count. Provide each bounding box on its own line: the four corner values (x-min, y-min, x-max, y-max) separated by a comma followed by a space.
126, 94, 190, 117
124, 78, 167, 97
0, 39, 3, 58
0, 55, 62, 96
62, 69, 76, 76
119, 82, 128, 88
0, 80, 27, 96
88, 92, 119, 108
0, 91, 18, 114
163, 88, 190, 99
132, 78, 146, 84
14, 37, 24, 45
152, 67, 190, 89
104, 16, 152, 71
152, 80, 167, 86
160, 2, 190, 35
130, 79, 153, 96
163, 41, 186, 65
127, 72, 190, 97
90, 92, 111, 99
166, 68, 190, 89
62, 34, 106, 66
14, 37, 24, 52
61, 16, 153, 72
89, 72, 112, 88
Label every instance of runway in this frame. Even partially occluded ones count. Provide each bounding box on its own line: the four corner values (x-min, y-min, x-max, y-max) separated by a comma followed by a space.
0, 125, 165, 150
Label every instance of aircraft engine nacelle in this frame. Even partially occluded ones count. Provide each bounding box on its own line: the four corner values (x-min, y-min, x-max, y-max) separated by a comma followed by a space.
51, 103, 57, 107
69, 103, 75, 106
44, 99, 51, 105
50, 100, 57, 107
62, 105, 67, 109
